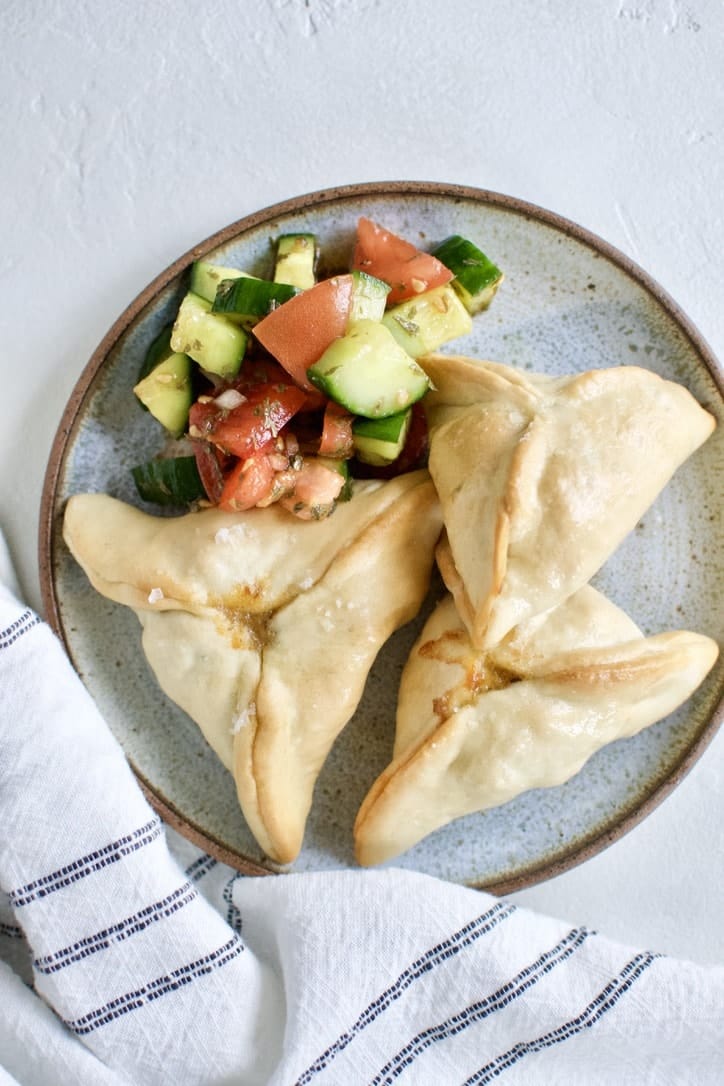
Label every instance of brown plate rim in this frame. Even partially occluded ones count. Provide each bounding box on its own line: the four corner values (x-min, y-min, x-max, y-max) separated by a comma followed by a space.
38, 179, 724, 894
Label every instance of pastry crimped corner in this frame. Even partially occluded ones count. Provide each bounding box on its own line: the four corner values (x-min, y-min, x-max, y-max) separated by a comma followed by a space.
63, 470, 443, 865
354, 587, 719, 867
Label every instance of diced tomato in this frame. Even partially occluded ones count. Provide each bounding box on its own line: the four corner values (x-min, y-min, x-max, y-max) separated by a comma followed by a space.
208, 357, 326, 408
255, 467, 298, 507
228, 358, 293, 394
188, 398, 222, 438
299, 386, 329, 413
319, 401, 354, 458
280, 458, 345, 520
253, 275, 354, 389
190, 382, 306, 459
351, 218, 453, 306
219, 453, 276, 511
287, 409, 326, 455
192, 439, 230, 504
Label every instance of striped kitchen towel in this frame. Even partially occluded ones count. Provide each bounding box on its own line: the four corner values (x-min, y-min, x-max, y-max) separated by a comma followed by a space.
1, 542, 723, 1084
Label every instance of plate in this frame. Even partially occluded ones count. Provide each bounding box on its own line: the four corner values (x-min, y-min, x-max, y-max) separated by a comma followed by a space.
39, 181, 724, 892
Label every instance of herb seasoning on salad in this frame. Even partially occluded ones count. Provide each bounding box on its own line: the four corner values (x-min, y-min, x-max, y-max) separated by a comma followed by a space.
131, 219, 503, 520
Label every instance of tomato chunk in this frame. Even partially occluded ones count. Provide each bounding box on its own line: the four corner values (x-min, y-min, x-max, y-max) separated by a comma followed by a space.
190, 382, 306, 459
351, 217, 453, 306
319, 401, 354, 458
229, 358, 295, 394
280, 458, 345, 520
253, 275, 354, 389
192, 439, 230, 504
219, 453, 276, 511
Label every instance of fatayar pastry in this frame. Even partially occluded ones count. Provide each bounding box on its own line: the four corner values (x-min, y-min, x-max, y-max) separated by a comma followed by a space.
419, 354, 716, 649
63, 471, 443, 864
354, 586, 719, 866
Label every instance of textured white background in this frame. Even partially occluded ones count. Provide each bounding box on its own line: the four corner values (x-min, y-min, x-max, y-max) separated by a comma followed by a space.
2, 0, 722, 963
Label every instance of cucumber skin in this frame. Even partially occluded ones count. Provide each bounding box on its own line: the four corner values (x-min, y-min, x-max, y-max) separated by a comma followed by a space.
132, 456, 206, 507
432, 235, 503, 313
353, 409, 412, 465
307, 320, 430, 419
211, 276, 299, 324
382, 284, 472, 358
352, 409, 410, 442
138, 323, 175, 382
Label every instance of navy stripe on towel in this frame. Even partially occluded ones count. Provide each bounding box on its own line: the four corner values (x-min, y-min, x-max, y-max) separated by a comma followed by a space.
0, 921, 24, 939
465, 951, 659, 1084
63, 935, 244, 1035
9, 818, 163, 908
223, 876, 243, 935
370, 926, 590, 1086
0, 610, 41, 650
185, 854, 218, 882
296, 901, 516, 1085
34, 881, 198, 974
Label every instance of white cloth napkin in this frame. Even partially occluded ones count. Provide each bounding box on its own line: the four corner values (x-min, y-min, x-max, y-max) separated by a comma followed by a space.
1, 544, 723, 1085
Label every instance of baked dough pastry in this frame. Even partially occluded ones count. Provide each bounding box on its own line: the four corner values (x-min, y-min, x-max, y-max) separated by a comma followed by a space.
63, 471, 443, 864
419, 354, 716, 649
354, 586, 718, 866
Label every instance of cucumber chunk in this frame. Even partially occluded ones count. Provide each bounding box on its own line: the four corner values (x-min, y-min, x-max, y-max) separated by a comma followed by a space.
132, 456, 206, 507
274, 233, 318, 290
349, 271, 391, 323
170, 292, 247, 379
382, 283, 472, 358
307, 319, 430, 419
353, 409, 412, 466
432, 235, 503, 314
133, 350, 193, 437
211, 276, 299, 326
138, 323, 176, 382
190, 261, 250, 304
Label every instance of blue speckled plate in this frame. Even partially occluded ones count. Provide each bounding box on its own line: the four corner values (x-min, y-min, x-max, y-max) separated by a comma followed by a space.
39, 182, 724, 891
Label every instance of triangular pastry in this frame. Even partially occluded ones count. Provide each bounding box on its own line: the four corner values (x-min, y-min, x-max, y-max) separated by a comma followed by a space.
354, 586, 718, 866
63, 471, 443, 864
418, 354, 716, 649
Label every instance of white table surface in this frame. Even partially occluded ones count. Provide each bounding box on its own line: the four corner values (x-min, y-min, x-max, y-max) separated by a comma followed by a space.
2, 0, 722, 966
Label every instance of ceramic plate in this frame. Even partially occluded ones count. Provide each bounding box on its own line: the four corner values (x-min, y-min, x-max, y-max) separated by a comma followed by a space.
39, 182, 724, 892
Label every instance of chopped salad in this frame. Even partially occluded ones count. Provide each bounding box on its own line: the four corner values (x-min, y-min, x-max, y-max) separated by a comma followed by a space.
132, 218, 503, 520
